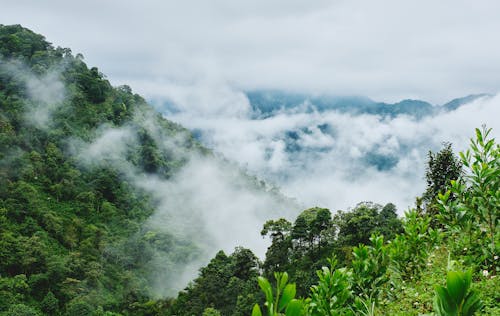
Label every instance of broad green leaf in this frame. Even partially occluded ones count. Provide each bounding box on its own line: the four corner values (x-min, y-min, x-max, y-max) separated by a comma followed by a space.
285, 299, 303, 316
252, 304, 262, 316
462, 291, 483, 316
462, 270, 472, 293
446, 271, 466, 305
475, 128, 483, 145
435, 285, 457, 314
258, 276, 273, 305
278, 272, 289, 292
278, 283, 296, 311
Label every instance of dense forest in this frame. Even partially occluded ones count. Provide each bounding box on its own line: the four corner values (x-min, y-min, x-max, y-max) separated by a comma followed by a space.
0, 25, 499, 315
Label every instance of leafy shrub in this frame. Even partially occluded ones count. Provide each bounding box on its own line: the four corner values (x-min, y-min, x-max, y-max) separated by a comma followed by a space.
351, 235, 389, 302
438, 126, 499, 273
308, 258, 352, 316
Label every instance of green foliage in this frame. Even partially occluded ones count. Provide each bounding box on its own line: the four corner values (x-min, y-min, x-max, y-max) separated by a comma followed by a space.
167, 247, 260, 316
474, 271, 500, 315
308, 258, 352, 316
433, 270, 483, 316
261, 218, 293, 277
351, 235, 389, 302
423, 142, 462, 220
2, 304, 40, 316
252, 272, 303, 316
352, 297, 377, 316
40, 291, 59, 315
438, 126, 499, 273
389, 209, 440, 280
334, 202, 403, 256
64, 300, 94, 316
0, 24, 204, 315
202, 307, 222, 316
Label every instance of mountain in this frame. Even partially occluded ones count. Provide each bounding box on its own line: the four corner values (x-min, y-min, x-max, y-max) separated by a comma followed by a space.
246, 90, 489, 119
0, 24, 296, 315
442, 93, 492, 111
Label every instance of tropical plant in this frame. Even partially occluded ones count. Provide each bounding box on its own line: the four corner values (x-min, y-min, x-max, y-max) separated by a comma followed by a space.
308, 258, 353, 316
389, 209, 440, 280
352, 297, 377, 316
351, 235, 389, 303
423, 142, 463, 221
252, 272, 303, 316
433, 270, 483, 316
438, 126, 499, 273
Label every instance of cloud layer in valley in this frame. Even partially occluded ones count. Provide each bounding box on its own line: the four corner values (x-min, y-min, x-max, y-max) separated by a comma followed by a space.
159, 91, 500, 213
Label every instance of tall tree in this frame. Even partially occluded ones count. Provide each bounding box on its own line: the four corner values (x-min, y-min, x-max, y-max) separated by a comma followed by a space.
423, 142, 462, 220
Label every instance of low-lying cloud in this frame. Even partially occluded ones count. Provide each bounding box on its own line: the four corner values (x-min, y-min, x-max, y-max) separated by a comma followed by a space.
157, 88, 500, 214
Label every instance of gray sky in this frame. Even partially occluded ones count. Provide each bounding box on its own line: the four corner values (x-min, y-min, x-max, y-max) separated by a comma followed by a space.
2, 0, 499, 103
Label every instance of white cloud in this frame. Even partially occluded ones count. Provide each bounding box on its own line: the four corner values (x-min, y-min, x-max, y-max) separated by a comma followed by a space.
0, 60, 66, 128
164, 93, 500, 213
78, 125, 137, 164
68, 109, 299, 296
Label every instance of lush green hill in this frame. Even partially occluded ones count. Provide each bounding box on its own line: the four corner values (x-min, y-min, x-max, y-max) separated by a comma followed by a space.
0, 24, 297, 315
0, 23, 216, 315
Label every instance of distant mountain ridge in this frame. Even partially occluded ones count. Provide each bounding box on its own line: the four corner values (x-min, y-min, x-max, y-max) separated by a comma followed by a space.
246, 91, 491, 119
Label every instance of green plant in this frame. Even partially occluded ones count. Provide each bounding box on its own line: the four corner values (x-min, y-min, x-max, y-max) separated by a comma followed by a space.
351, 235, 389, 303
202, 307, 222, 316
389, 210, 438, 280
308, 258, 353, 316
352, 297, 377, 316
252, 272, 303, 316
423, 142, 462, 224
460, 127, 499, 270
433, 270, 483, 316
438, 126, 499, 273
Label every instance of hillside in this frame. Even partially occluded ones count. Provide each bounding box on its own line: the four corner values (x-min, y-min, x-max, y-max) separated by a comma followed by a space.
0, 24, 296, 315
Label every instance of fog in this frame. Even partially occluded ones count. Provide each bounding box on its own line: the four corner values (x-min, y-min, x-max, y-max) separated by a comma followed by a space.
156, 90, 500, 213
68, 107, 299, 296
0, 60, 65, 128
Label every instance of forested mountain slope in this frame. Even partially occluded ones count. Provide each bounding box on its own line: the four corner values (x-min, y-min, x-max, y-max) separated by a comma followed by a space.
0, 23, 203, 315
0, 24, 295, 315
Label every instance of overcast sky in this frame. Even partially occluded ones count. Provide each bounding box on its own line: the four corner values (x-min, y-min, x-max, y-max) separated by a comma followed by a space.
2, 0, 500, 103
